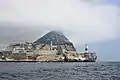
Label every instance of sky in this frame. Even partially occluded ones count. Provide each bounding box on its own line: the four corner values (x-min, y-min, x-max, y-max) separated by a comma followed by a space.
0, 0, 120, 61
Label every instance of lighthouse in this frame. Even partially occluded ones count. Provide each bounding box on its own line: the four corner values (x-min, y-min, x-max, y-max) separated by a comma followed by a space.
85, 44, 88, 53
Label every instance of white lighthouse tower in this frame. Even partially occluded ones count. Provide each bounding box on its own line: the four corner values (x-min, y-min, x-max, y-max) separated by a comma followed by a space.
85, 44, 88, 53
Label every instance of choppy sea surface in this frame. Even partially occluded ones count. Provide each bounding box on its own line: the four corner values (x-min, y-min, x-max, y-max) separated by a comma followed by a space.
0, 62, 120, 80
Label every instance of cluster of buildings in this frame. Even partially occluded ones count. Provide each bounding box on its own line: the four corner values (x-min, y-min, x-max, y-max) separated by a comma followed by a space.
0, 42, 97, 62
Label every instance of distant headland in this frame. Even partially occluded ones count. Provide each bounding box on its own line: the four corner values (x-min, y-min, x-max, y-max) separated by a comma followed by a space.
0, 30, 97, 62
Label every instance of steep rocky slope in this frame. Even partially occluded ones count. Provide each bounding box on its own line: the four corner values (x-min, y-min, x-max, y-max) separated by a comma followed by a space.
34, 30, 76, 51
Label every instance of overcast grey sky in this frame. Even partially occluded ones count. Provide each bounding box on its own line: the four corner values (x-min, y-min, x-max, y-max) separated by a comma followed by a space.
0, 0, 120, 60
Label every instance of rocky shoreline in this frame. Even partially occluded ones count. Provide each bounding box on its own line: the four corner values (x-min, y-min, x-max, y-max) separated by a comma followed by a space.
0, 60, 96, 62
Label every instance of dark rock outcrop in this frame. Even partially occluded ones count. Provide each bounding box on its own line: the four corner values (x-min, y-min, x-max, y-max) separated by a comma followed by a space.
34, 30, 76, 51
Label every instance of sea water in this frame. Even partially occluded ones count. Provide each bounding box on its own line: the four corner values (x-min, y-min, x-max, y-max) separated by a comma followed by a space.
0, 62, 120, 80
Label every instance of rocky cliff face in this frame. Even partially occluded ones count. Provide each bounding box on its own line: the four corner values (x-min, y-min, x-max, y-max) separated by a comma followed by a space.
34, 30, 76, 51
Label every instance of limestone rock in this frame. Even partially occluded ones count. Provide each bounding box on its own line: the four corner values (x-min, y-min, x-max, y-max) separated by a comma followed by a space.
34, 30, 76, 51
